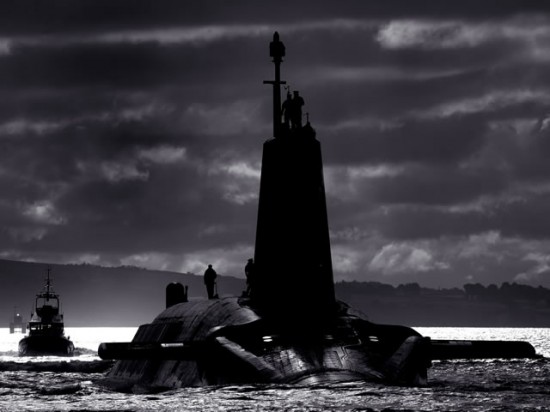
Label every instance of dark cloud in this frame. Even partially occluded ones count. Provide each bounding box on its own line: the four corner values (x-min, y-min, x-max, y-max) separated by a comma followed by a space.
370, 191, 550, 242
322, 117, 487, 165
495, 194, 550, 239
514, 122, 550, 180
1, 0, 548, 36
371, 206, 489, 240
369, 165, 507, 206
1, 1, 550, 287
0, 42, 255, 91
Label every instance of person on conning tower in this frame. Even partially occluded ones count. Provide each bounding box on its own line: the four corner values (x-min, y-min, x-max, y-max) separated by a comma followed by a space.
203, 265, 217, 299
290, 90, 304, 129
281, 91, 292, 129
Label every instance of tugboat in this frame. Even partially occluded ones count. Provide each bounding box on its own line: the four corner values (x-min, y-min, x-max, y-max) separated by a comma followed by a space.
99, 33, 538, 392
18, 268, 75, 356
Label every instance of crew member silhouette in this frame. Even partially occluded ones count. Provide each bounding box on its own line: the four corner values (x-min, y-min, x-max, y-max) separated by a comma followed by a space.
281, 91, 292, 129
244, 258, 256, 297
290, 90, 304, 129
204, 264, 217, 299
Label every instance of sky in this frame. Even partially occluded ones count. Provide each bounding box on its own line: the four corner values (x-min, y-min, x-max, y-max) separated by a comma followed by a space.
2, 0, 550, 288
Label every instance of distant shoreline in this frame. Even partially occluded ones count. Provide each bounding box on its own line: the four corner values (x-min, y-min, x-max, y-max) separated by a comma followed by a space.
2, 259, 550, 328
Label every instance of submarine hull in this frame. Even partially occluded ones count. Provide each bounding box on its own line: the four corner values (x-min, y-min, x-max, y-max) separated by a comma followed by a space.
19, 335, 75, 357
100, 297, 429, 392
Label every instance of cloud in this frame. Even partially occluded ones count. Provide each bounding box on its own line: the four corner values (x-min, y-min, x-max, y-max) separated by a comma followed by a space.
332, 245, 362, 274
414, 89, 550, 119
95, 25, 272, 46
75, 159, 150, 183
369, 164, 507, 206
3, 19, 375, 51
180, 100, 266, 136
322, 117, 487, 165
0, 119, 64, 136
119, 252, 178, 272
138, 145, 187, 164
208, 161, 261, 205
458, 231, 503, 259
306, 66, 468, 84
178, 244, 255, 277
514, 252, 550, 283
369, 242, 449, 275
218, 162, 261, 180
7, 227, 48, 243
21, 201, 66, 225
100, 161, 150, 183
0, 39, 10, 55
376, 18, 550, 50
2, 25, 270, 50
118, 102, 175, 122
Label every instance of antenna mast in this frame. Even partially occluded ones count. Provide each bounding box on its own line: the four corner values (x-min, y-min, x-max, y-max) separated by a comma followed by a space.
46, 267, 52, 299
263, 32, 286, 138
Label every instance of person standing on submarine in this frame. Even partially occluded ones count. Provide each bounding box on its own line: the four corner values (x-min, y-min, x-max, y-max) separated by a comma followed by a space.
281, 90, 292, 129
290, 90, 304, 129
204, 264, 217, 299
244, 258, 256, 297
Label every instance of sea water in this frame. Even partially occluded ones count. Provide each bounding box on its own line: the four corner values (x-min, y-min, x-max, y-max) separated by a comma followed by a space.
0, 327, 549, 411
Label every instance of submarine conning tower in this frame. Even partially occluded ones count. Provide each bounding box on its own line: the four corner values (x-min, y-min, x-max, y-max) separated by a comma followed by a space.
252, 32, 336, 325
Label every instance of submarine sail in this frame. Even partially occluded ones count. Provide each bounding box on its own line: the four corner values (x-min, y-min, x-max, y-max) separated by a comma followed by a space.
253, 32, 335, 324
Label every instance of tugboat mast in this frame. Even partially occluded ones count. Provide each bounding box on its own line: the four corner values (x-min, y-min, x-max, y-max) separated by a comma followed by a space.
45, 267, 52, 299
263, 32, 286, 138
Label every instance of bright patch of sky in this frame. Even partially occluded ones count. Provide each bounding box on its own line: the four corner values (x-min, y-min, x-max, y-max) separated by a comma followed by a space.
377, 18, 550, 50
138, 146, 187, 164
369, 242, 449, 275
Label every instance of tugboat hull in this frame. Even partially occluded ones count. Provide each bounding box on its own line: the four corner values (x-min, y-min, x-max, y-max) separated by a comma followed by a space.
19, 335, 75, 357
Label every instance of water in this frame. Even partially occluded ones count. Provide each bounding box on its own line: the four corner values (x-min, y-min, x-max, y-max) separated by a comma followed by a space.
0, 327, 549, 411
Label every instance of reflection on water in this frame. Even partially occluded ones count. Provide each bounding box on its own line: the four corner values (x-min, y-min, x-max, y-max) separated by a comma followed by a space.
416, 327, 550, 358
0, 327, 548, 411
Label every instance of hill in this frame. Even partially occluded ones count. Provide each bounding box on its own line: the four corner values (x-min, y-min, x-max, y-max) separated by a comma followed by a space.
2, 259, 550, 327
0, 259, 244, 327
338, 281, 550, 327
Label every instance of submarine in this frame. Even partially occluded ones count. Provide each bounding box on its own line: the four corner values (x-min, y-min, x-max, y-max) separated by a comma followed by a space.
99, 33, 539, 392
19, 268, 75, 357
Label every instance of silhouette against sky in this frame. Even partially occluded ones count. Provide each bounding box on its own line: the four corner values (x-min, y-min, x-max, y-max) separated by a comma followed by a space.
251, 33, 334, 321
1, 1, 550, 288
